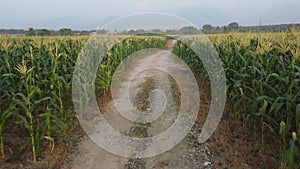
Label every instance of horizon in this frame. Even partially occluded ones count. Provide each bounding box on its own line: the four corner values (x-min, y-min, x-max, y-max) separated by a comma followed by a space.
1, 22, 299, 32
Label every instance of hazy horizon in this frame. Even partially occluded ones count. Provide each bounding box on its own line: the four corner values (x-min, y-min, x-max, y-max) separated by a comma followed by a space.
1, 0, 299, 30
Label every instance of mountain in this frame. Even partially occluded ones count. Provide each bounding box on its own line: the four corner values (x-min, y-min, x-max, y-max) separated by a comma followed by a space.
165, 4, 234, 28
257, 0, 300, 25
87, 16, 118, 30
2, 1, 299, 30
30, 16, 117, 30
38, 16, 91, 30
233, 0, 300, 26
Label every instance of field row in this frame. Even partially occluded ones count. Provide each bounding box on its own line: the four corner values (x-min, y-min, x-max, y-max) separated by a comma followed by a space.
0, 32, 299, 167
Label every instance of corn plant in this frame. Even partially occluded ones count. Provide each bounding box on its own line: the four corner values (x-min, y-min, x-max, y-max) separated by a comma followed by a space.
0, 35, 166, 163
95, 36, 166, 95
173, 31, 300, 167
13, 58, 38, 163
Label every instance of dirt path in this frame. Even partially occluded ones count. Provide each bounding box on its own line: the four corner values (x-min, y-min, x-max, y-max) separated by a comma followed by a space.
66, 41, 212, 169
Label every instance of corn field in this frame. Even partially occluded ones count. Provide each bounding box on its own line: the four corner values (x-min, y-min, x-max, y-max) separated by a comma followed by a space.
0, 32, 299, 168
0, 35, 166, 163
173, 31, 300, 168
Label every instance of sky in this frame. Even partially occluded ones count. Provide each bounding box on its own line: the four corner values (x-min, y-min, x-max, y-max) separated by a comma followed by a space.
0, 0, 299, 30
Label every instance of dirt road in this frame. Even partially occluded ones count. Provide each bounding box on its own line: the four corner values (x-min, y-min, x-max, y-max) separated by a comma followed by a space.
66, 41, 211, 169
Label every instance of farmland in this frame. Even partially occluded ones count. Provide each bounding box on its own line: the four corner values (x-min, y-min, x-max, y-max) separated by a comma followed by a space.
0, 31, 300, 168
174, 31, 300, 168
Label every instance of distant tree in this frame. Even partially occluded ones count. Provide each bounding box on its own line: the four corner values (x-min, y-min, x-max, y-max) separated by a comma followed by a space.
202, 24, 213, 33
37, 29, 51, 36
135, 29, 146, 35
228, 22, 239, 31
127, 29, 136, 35
97, 29, 108, 34
59, 28, 73, 36
223, 26, 228, 33
180, 26, 199, 35
215, 26, 221, 33
165, 29, 177, 35
78, 30, 91, 35
151, 29, 164, 34
26, 28, 35, 36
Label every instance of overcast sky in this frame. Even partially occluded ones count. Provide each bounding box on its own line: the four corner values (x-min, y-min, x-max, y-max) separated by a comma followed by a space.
1, 0, 299, 30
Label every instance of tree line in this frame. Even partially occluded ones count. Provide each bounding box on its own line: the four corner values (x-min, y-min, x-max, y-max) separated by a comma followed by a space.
0, 28, 90, 36
0, 22, 299, 36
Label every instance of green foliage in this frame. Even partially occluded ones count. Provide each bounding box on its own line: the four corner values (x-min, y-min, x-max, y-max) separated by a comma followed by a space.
228, 22, 239, 31
202, 24, 213, 34
58, 28, 73, 36
179, 26, 200, 35
0, 35, 166, 163
96, 36, 166, 94
173, 32, 300, 167
0, 36, 84, 162
36, 29, 51, 36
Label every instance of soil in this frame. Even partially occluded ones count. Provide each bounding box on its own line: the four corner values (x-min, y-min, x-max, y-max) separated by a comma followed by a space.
67, 41, 211, 169
0, 40, 279, 169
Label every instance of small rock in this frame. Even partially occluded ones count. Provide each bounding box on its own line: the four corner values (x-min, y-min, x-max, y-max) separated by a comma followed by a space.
204, 161, 211, 166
